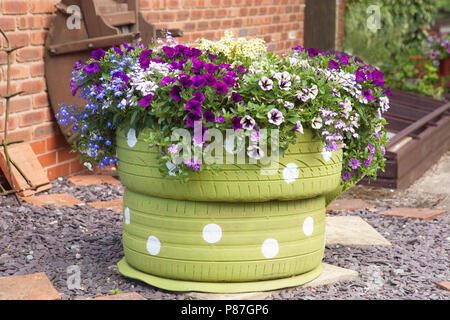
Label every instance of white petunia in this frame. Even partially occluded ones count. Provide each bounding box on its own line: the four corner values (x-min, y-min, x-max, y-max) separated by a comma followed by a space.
241, 115, 256, 130
311, 117, 323, 129
259, 77, 273, 91
247, 145, 264, 160
268, 108, 284, 126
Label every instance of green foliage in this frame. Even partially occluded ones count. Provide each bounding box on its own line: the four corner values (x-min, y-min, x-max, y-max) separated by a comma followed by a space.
342, 0, 449, 98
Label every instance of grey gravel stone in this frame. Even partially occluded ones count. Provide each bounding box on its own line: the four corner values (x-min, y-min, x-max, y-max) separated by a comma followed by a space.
0, 177, 449, 300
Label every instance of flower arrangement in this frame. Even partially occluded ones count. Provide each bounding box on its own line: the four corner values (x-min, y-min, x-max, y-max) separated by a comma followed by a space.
57, 32, 389, 189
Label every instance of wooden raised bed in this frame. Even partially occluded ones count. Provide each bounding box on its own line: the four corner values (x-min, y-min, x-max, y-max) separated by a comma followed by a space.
359, 89, 450, 189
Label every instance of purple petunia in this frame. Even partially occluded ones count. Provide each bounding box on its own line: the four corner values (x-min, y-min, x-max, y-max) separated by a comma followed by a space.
185, 99, 202, 116
362, 89, 373, 100
348, 158, 361, 169
355, 70, 366, 82
139, 94, 153, 108
203, 73, 217, 86
186, 112, 202, 127
121, 42, 134, 52
170, 85, 182, 102
235, 65, 248, 74
161, 76, 176, 86
84, 62, 101, 75
192, 75, 206, 89
112, 45, 123, 56
214, 81, 229, 94
208, 53, 218, 61
203, 110, 215, 123
74, 60, 84, 71
70, 80, 79, 96
328, 59, 340, 70
140, 58, 150, 69
307, 48, 319, 57
292, 45, 305, 51
91, 48, 105, 60
191, 92, 205, 103
339, 55, 350, 65
162, 46, 176, 59
205, 63, 219, 74
231, 116, 242, 130
215, 116, 225, 123
342, 171, 351, 181
192, 59, 206, 73
231, 92, 242, 103
222, 76, 235, 88
186, 48, 202, 59
178, 74, 193, 87
226, 71, 238, 78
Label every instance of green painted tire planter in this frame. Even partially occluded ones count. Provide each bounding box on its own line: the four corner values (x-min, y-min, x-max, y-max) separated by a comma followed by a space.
116, 127, 342, 202
119, 189, 326, 292
116, 127, 344, 293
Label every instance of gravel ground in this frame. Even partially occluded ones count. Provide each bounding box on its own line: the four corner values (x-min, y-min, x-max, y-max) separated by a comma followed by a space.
0, 177, 448, 300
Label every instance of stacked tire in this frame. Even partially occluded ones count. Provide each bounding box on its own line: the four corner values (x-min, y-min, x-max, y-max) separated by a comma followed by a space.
117, 127, 342, 292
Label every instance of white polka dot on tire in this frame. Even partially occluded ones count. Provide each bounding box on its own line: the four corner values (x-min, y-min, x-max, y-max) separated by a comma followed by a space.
283, 163, 299, 184
146, 236, 161, 255
124, 207, 130, 225
127, 128, 137, 148
303, 216, 314, 236
202, 223, 222, 243
261, 238, 279, 258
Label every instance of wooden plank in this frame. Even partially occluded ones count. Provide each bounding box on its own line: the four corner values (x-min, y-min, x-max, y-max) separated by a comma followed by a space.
396, 115, 450, 180
396, 133, 449, 189
47, 33, 140, 56
304, 0, 336, 51
0, 144, 51, 196
386, 102, 450, 148
102, 11, 136, 26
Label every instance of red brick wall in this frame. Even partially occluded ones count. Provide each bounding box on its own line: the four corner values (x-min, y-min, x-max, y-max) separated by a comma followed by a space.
0, 0, 346, 180
140, 0, 306, 53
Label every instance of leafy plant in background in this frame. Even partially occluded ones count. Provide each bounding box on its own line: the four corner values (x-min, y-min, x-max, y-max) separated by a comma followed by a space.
341, 0, 449, 98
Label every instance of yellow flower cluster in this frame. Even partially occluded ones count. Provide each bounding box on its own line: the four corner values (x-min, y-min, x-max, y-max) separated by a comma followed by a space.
197, 30, 267, 63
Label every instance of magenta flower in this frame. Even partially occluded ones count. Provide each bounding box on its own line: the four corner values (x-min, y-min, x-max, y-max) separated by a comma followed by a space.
191, 92, 205, 103
162, 46, 176, 59
192, 75, 206, 89
348, 158, 361, 169
186, 48, 202, 59
222, 76, 235, 87
214, 81, 229, 94
192, 59, 206, 73
139, 94, 153, 108
231, 116, 242, 130
161, 76, 176, 86
307, 48, 319, 57
170, 85, 182, 102
178, 74, 193, 87
205, 63, 219, 73
342, 171, 351, 181
231, 92, 242, 103
203, 110, 215, 123
328, 59, 340, 70
91, 48, 105, 60
235, 65, 248, 74
186, 112, 201, 127
204, 73, 217, 86
215, 116, 225, 123
185, 99, 202, 115
112, 45, 123, 56
84, 62, 101, 75
362, 89, 373, 100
